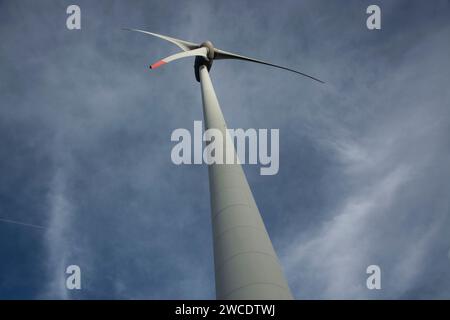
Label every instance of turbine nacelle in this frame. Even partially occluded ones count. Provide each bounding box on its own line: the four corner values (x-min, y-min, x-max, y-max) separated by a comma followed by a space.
124, 28, 324, 84
194, 41, 215, 82
194, 56, 212, 82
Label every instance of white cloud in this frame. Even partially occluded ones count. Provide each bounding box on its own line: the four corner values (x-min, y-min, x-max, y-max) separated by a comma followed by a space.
42, 166, 72, 299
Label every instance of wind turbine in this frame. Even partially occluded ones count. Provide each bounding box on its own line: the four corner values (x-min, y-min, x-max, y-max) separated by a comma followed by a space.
125, 28, 323, 300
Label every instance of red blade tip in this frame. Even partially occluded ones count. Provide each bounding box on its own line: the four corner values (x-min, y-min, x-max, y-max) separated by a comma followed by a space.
150, 60, 166, 69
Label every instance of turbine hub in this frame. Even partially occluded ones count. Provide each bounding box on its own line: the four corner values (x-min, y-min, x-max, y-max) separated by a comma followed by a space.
201, 41, 215, 60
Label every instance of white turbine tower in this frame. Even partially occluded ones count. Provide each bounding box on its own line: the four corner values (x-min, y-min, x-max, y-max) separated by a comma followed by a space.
125, 29, 323, 300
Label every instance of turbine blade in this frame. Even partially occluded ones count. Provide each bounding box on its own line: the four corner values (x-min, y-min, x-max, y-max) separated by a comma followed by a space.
150, 47, 209, 69
123, 28, 199, 52
214, 49, 324, 84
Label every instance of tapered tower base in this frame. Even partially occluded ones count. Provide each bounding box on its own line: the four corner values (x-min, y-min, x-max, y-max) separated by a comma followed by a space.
199, 65, 293, 300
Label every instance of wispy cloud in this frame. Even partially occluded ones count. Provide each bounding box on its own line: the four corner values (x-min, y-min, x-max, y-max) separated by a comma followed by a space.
42, 165, 72, 298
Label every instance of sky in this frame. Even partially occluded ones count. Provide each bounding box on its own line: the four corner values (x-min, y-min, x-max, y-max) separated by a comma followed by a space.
0, 0, 449, 299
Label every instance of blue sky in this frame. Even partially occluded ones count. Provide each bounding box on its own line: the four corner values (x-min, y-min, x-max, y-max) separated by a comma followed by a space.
0, 0, 449, 299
